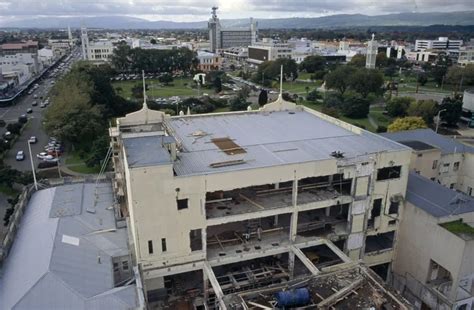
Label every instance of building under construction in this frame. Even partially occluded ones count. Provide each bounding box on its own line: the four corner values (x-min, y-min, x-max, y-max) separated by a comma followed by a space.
110, 90, 413, 309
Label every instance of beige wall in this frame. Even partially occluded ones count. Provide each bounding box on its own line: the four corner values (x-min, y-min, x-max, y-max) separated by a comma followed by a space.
410, 149, 441, 180
393, 201, 471, 302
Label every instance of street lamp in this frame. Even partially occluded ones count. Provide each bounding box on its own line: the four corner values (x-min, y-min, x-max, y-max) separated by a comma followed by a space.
27, 140, 38, 190
435, 109, 447, 133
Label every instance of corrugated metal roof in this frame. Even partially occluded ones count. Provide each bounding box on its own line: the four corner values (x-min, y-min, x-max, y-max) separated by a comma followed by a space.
381, 129, 474, 155
406, 172, 474, 218
0, 183, 137, 310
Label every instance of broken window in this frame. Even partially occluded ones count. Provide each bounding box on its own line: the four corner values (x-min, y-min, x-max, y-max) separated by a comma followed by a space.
190, 229, 202, 251
148, 240, 154, 254
376, 166, 401, 181
388, 219, 397, 226
454, 162, 460, 171
440, 163, 450, 173
432, 160, 438, 169
177, 198, 188, 210
161, 238, 167, 252
122, 261, 129, 271
211, 137, 246, 155
371, 199, 382, 218
388, 201, 399, 214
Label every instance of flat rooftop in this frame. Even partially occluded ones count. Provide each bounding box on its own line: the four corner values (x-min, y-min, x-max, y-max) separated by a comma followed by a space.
123, 110, 408, 175
407, 172, 474, 218
381, 129, 474, 155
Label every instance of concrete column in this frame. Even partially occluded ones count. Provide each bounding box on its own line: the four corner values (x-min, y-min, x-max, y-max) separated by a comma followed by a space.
202, 227, 207, 255
274, 215, 279, 227
292, 178, 298, 207
291, 246, 320, 275
203, 270, 209, 301
290, 178, 299, 242
288, 250, 295, 280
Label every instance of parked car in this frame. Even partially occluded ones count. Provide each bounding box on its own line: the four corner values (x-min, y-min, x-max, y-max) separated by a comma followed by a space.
26, 108, 33, 114
28, 136, 37, 144
36, 152, 48, 159
16, 151, 25, 161
32, 101, 38, 106
40, 103, 46, 108
43, 155, 59, 162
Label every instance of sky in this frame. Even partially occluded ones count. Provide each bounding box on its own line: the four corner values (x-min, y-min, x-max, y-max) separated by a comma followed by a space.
0, 0, 473, 22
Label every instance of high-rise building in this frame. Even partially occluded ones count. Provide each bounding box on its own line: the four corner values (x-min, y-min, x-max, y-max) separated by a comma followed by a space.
366, 34, 377, 69
415, 37, 463, 52
208, 7, 257, 52
67, 25, 73, 47
81, 26, 89, 60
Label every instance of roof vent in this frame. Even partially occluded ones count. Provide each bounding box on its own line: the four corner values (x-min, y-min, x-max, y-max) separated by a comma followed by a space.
331, 151, 345, 158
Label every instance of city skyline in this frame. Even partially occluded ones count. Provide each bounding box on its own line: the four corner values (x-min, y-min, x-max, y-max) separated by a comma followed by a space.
1, 0, 473, 23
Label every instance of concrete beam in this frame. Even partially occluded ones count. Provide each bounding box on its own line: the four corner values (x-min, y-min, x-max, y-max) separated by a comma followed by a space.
142, 260, 204, 279
203, 262, 227, 310
290, 245, 320, 275
323, 239, 352, 263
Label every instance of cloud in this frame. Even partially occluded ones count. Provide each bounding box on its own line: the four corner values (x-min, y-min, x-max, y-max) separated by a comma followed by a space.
0, 0, 472, 20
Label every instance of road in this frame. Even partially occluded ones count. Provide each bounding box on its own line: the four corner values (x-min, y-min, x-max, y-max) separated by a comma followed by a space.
1, 48, 81, 172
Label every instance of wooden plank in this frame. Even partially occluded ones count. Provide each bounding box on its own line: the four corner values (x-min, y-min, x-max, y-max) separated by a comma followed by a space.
317, 278, 363, 308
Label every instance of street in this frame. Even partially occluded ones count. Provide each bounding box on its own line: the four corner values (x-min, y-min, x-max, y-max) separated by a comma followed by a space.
1, 48, 81, 171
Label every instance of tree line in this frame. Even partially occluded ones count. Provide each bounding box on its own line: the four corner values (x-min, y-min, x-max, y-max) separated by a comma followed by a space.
111, 42, 197, 73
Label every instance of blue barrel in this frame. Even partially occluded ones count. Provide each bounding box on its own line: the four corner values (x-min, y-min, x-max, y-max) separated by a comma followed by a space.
275, 287, 310, 307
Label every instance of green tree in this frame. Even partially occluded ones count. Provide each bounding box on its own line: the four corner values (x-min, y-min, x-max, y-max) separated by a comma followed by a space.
324, 66, 355, 95
159, 73, 174, 85
349, 68, 384, 97
299, 55, 326, 73
341, 95, 370, 118
376, 52, 388, 68
348, 54, 366, 67
150, 38, 157, 44
258, 89, 268, 106
407, 99, 438, 125
387, 116, 427, 132
213, 76, 222, 93
417, 73, 428, 86
110, 42, 131, 72
230, 97, 248, 111
386, 97, 414, 117
440, 96, 463, 127
306, 89, 321, 102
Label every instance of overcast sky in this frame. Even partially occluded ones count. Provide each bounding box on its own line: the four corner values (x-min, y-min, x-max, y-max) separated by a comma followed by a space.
1, 0, 473, 22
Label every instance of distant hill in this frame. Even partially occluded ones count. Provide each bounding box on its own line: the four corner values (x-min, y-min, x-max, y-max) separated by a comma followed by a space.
1, 11, 474, 29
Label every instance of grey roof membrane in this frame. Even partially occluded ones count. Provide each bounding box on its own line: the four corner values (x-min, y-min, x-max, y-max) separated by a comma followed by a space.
124, 110, 408, 176
381, 129, 474, 155
0, 183, 137, 310
407, 172, 474, 218
123, 135, 173, 168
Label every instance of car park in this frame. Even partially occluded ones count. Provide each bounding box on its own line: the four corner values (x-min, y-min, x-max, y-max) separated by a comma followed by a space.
16, 151, 25, 161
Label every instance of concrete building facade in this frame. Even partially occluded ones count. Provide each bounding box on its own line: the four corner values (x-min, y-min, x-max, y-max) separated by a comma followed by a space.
415, 37, 463, 52
196, 50, 222, 72
392, 172, 474, 310
110, 91, 412, 307
382, 129, 474, 197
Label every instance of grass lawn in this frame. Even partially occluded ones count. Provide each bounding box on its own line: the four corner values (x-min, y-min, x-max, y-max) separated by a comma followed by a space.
113, 78, 196, 99
370, 107, 393, 128
300, 100, 379, 132
65, 152, 84, 165
68, 164, 101, 174
0, 183, 19, 197
281, 80, 321, 94
298, 72, 313, 80
441, 220, 474, 236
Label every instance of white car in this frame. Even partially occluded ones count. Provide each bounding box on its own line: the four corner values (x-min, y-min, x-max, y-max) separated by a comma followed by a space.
28, 136, 37, 144
16, 151, 25, 161
43, 155, 59, 162
36, 152, 48, 159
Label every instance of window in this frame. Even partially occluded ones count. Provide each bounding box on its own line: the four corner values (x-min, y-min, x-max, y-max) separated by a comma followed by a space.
376, 166, 401, 181
450, 183, 456, 189
177, 198, 188, 210
113, 262, 119, 272
371, 199, 382, 218
161, 238, 167, 252
441, 163, 450, 173
432, 160, 438, 169
468, 187, 473, 196
417, 153, 423, 157
190, 229, 202, 251
122, 260, 129, 271
389, 201, 399, 214
430, 177, 436, 181
148, 240, 154, 254
453, 162, 460, 171
388, 219, 397, 226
